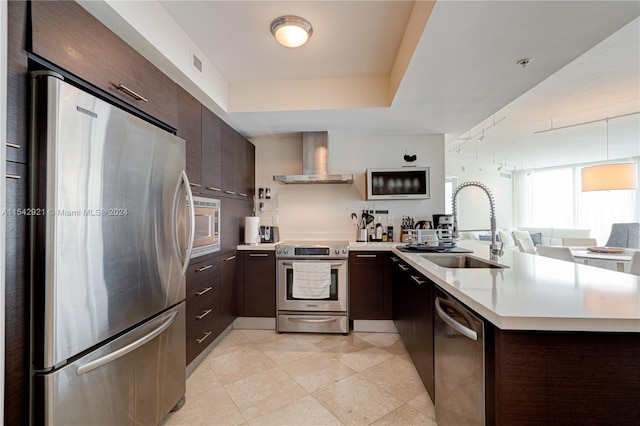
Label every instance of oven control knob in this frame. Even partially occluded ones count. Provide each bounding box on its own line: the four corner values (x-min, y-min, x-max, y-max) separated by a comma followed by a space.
334, 249, 339, 255
342, 248, 348, 254
276, 248, 281, 254
283, 248, 289, 255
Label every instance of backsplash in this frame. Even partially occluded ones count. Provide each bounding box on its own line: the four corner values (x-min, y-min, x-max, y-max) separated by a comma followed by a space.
250, 132, 445, 242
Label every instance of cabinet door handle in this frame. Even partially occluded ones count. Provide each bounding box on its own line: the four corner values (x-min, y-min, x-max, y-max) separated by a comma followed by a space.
398, 264, 409, 271
195, 286, 213, 296
239, 193, 248, 197
189, 183, 202, 188
390, 256, 400, 263
6, 174, 21, 180
224, 190, 236, 195
6, 142, 20, 149
223, 255, 236, 262
410, 275, 426, 285
356, 254, 377, 258
249, 253, 269, 257
206, 187, 221, 192
196, 331, 212, 344
196, 264, 212, 272
196, 309, 212, 320
115, 84, 149, 103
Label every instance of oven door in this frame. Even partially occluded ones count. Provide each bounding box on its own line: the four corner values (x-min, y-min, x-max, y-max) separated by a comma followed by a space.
277, 259, 347, 312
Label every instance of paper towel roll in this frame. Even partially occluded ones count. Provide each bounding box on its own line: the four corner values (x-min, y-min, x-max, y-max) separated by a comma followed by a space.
244, 217, 260, 245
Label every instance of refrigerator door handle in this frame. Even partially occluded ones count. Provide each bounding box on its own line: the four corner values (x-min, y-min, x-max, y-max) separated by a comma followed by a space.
174, 170, 196, 276
76, 310, 179, 376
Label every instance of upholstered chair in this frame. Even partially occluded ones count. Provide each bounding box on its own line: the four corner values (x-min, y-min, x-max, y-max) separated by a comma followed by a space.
537, 245, 576, 262
605, 223, 640, 249
629, 251, 640, 276
562, 237, 598, 247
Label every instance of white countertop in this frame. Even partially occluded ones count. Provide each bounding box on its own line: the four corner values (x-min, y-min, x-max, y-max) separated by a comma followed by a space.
236, 240, 640, 332
236, 243, 276, 251
393, 241, 640, 333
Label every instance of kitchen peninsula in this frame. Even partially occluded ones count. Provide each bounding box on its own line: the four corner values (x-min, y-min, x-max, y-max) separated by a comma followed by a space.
388, 240, 639, 425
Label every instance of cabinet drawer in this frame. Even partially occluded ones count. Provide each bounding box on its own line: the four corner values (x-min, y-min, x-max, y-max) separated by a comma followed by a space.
186, 281, 219, 364
30, 1, 178, 129
187, 284, 217, 322
186, 254, 219, 290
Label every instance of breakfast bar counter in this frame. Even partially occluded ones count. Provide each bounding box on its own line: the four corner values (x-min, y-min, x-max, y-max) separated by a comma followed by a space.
391, 240, 640, 333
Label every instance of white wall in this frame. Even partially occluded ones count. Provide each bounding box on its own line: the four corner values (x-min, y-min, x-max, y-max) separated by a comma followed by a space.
445, 154, 514, 231
251, 132, 445, 241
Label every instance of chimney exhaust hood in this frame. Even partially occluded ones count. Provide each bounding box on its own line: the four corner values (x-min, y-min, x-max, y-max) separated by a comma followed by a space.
273, 132, 354, 184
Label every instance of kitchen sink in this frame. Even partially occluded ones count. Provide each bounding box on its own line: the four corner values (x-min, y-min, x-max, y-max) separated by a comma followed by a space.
420, 254, 506, 269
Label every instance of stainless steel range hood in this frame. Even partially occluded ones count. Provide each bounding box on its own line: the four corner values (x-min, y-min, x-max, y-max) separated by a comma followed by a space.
273, 132, 354, 184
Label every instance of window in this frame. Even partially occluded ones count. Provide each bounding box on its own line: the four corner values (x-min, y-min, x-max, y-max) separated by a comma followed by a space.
515, 161, 638, 244
444, 175, 458, 215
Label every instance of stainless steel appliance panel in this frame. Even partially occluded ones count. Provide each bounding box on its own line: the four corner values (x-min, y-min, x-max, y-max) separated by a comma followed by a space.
33, 75, 189, 370
190, 196, 221, 258
36, 303, 186, 425
434, 293, 485, 426
277, 313, 348, 334
277, 259, 348, 313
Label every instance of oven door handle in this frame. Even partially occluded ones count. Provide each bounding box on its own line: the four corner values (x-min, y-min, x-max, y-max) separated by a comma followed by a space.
287, 317, 338, 324
281, 261, 344, 268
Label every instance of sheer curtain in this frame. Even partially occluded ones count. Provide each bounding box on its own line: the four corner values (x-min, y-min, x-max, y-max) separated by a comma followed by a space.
513, 159, 639, 244
512, 170, 534, 227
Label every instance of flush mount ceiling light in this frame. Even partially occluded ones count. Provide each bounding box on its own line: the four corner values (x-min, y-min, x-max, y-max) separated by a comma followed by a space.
270, 15, 313, 48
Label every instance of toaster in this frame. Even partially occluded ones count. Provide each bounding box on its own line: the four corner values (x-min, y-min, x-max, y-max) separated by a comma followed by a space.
259, 226, 280, 243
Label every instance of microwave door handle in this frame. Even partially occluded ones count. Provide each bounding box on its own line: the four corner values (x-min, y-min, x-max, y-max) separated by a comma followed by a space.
173, 170, 195, 275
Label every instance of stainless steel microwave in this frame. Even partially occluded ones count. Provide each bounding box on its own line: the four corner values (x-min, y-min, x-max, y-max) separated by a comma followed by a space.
190, 196, 220, 258
366, 167, 430, 200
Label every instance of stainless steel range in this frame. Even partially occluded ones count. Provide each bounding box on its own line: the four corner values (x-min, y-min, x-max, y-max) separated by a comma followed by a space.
276, 241, 349, 334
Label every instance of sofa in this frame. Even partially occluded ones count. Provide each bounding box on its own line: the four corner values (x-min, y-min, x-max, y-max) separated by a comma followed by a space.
459, 227, 592, 248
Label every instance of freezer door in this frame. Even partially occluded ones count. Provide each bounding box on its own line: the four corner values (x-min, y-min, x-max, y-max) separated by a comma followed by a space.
35, 303, 186, 425
32, 74, 189, 370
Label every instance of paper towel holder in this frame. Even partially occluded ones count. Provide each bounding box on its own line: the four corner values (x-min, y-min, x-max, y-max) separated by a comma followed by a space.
244, 216, 261, 245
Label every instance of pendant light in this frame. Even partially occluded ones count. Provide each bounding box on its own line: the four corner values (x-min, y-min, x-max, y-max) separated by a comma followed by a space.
581, 118, 637, 191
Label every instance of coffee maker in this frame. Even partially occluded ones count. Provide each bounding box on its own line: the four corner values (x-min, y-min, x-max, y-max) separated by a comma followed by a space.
259, 226, 280, 243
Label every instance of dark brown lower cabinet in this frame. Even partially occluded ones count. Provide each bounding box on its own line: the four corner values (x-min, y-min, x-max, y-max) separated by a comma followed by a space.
391, 255, 640, 425
219, 251, 238, 332
237, 251, 276, 317
349, 251, 392, 320
390, 255, 434, 400
185, 254, 220, 365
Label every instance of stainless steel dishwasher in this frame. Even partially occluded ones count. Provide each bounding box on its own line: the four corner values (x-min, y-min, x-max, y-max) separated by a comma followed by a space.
434, 290, 485, 425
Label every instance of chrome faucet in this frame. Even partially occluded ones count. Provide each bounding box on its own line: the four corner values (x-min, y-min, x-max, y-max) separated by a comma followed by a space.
451, 181, 503, 260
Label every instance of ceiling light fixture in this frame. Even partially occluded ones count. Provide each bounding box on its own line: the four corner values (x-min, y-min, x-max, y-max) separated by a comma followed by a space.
581, 118, 638, 192
270, 15, 313, 48
477, 131, 485, 143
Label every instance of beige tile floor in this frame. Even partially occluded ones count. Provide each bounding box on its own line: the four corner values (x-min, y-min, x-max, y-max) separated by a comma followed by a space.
161, 329, 437, 426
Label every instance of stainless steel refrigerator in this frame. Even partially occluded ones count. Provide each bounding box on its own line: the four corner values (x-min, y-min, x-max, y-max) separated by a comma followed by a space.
30, 71, 194, 425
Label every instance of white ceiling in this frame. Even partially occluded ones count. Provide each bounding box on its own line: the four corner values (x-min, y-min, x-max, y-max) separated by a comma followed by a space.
111, 1, 640, 169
